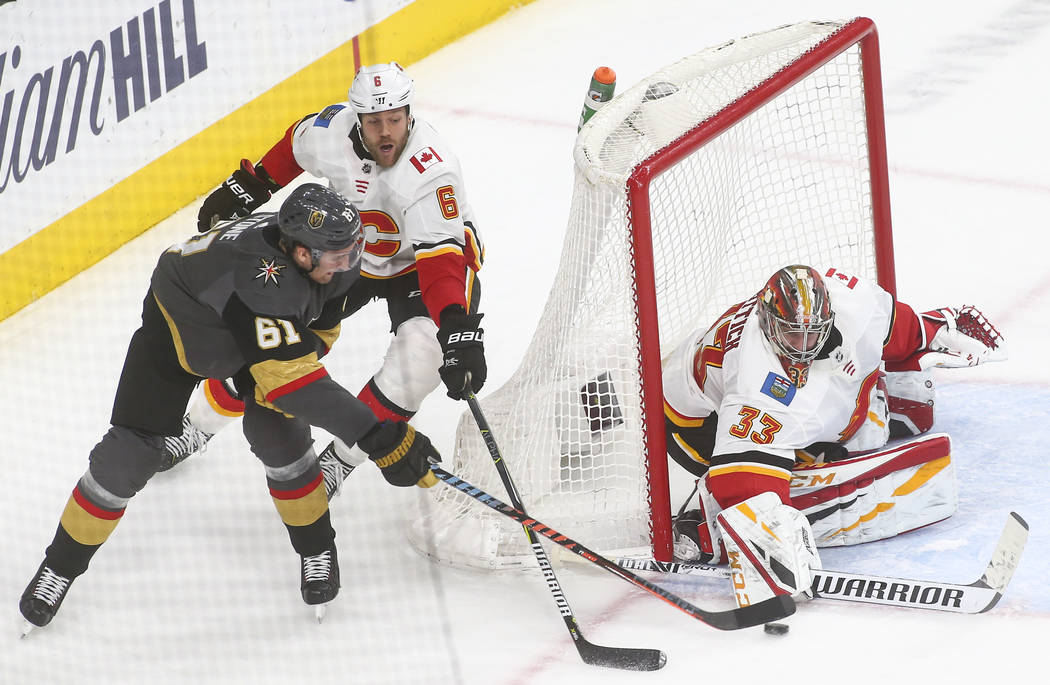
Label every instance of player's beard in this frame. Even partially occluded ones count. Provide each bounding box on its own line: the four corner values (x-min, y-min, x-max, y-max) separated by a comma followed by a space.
365, 129, 408, 168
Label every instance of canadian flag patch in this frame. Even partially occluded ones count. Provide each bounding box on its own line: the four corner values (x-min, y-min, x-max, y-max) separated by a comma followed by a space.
410, 147, 443, 173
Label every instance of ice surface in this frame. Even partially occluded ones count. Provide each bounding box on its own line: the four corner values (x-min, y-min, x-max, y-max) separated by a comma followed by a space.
2, 1, 1047, 682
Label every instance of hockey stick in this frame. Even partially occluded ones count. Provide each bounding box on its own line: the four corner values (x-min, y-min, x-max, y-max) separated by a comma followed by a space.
616, 512, 1028, 614
432, 460, 795, 631
462, 391, 665, 670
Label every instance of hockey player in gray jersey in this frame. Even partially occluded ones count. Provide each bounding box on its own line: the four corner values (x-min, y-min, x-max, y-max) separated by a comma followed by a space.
167, 62, 485, 496
19, 184, 442, 634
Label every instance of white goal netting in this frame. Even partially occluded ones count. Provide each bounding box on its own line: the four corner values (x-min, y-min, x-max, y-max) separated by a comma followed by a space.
409, 18, 891, 569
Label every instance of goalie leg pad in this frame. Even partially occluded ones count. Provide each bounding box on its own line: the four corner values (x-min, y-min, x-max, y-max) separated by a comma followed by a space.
885, 370, 935, 438
717, 492, 820, 607
790, 433, 957, 546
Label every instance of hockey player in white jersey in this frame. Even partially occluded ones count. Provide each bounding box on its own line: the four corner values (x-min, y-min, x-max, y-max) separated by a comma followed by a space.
662, 265, 1006, 609
171, 63, 485, 488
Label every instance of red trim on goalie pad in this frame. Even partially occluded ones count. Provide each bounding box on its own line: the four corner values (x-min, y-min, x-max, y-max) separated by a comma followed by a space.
708, 471, 790, 509
888, 396, 934, 435
718, 516, 791, 597
790, 434, 951, 510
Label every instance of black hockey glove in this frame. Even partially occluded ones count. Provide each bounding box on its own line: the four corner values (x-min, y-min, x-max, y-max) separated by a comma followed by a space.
798, 441, 849, 464
358, 421, 441, 488
196, 159, 280, 232
436, 306, 487, 400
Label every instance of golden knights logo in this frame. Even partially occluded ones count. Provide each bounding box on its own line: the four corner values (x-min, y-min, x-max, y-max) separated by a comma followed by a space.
308, 210, 326, 229
255, 258, 285, 286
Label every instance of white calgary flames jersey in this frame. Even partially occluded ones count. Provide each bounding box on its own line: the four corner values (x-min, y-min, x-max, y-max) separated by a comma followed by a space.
663, 268, 895, 463
289, 104, 481, 279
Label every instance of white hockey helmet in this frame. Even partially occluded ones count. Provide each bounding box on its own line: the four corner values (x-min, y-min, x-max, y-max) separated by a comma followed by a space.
348, 62, 414, 115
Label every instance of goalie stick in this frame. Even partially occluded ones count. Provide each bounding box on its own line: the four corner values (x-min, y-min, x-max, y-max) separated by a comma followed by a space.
431, 464, 795, 630
616, 512, 1028, 614
463, 390, 665, 671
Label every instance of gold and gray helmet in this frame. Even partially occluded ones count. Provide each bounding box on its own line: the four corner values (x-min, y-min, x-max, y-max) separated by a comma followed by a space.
278, 183, 364, 265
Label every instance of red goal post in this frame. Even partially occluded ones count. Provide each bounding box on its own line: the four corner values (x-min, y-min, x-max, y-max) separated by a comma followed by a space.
409, 18, 895, 569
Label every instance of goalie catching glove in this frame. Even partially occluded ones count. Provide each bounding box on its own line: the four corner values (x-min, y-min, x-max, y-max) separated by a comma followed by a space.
197, 159, 282, 232
902, 305, 1007, 371
437, 306, 487, 399
358, 421, 441, 488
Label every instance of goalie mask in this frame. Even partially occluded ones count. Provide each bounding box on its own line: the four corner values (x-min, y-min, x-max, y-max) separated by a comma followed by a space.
758, 265, 834, 388
348, 62, 414, 116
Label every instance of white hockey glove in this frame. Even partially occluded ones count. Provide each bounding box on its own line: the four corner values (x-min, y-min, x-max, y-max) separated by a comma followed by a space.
914, 306, 1007, 370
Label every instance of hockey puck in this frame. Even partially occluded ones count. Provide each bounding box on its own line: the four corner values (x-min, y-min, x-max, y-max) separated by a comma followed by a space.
764, 622, 789, 636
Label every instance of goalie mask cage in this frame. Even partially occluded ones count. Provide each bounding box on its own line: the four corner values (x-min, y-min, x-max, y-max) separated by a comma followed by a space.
409, 18, 895, 569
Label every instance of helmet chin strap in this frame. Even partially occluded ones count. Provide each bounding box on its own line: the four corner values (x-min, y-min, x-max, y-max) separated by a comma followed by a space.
308, 248, 324, 270
281, 240, 320, 275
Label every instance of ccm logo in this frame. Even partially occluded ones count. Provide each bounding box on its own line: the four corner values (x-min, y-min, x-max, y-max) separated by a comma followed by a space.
447, 331, 483, 344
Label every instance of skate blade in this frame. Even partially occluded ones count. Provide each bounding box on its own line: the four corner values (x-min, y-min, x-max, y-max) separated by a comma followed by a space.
314, 603, 328, 623
20, 620, 37, 639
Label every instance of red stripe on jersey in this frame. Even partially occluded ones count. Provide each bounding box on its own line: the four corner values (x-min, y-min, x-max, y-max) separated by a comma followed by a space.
72, 487, 125, 520
259, 120, 306, 186
265, 367, 329, 403
708, 470, 791, 509
837, 367, 882, 443
205, 378, 244, 413
270, 473, 324, 500
883, 301, 926, 371
358, 383, 413, 422
415, 250, 467, 323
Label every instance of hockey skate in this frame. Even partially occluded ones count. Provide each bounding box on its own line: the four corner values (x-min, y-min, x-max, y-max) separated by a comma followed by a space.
301, 545, 340, 622
317, 441, 359, 500
19, 562, 73, 637
672, 509, 706, 562
159, 415, 214, 471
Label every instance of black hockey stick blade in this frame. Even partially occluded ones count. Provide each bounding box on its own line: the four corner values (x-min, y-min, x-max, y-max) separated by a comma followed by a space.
432, 464, 795, 630
572, 625, 667, 671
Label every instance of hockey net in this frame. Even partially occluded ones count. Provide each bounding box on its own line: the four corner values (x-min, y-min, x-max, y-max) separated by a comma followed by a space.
409, 18, 895, 569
